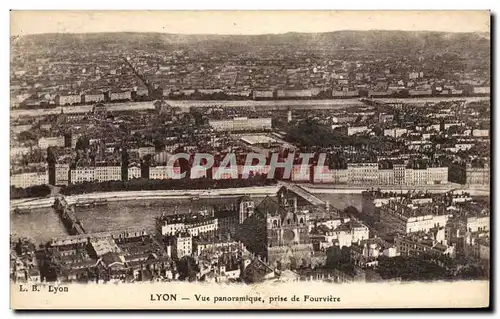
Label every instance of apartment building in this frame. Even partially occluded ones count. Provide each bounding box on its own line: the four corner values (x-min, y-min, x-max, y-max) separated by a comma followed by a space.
347, 126, 370, 136
109, 91, 132, 101
347, 163, 379, 185
94, 166, 122, 182
55, 94, 83, 105
149, 166, 169, 180
11, 170, 49, 188
128, 165, 141, 180
38, 136, 65, 149
209, 117, 272, 132
378, 169, 395, 185
384, 128, 408, 138
379, 201, 452, 234
84, 93, 105, 103
70, 167, 96, 184
172, 234, 192, 259
55, 163, 70, 186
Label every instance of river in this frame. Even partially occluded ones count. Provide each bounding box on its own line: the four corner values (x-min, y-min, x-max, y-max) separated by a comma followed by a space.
315, 193, 363, 211
10, 96, 488, 118
10, 191, 487, 245
10, 196, 270, 245
11, 207, 67, 244
10, 192, 365, 244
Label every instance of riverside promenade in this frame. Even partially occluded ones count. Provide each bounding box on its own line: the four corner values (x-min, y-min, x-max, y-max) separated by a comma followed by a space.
10, 182, 489, 211
10, 186, 281, 210
302, 183, 490, 196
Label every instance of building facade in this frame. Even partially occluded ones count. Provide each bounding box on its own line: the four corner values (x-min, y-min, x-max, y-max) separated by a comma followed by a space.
173, 234, 192, 259
70, 167, 96, 184
11, 171, 49, 188
94, 166, 122, 182
347, 163, 379, 185
38, 136, 65, 149
55, 163, 70, 186
209, 117, 272, 132
128, 166, 141, 180
55, 94, 83, 105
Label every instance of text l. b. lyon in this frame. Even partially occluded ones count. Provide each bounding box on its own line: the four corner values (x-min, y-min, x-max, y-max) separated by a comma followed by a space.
18, 284, 69, 294
150, 294, 178, 301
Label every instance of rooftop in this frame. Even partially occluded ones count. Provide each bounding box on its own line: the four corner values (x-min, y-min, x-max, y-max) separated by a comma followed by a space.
157, 211, 215, 225
239, 135, 278, 145
90, 237, 122, 257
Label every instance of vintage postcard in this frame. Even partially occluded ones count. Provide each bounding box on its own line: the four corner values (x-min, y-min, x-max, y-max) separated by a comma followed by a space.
9, 10, 491, 310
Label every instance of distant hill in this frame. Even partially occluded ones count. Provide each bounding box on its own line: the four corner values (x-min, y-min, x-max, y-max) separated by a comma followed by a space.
12, 30, 490, 55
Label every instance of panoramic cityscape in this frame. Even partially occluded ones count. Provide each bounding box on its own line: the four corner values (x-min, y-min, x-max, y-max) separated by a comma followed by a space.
10, 15, 490, 289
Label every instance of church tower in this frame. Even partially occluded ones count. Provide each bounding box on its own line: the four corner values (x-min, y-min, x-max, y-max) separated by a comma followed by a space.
238, 196, 254, 224
277, 186, 298, 211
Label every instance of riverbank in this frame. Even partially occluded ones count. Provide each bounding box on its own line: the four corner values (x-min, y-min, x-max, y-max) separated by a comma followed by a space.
10, 186, 281, 210
11, 96, 488, 118
302, 183, 490, 196
10, 182, 489, 211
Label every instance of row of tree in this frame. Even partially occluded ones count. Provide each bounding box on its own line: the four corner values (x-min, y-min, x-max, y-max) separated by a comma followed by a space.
60, 176, 276, 196
286, 118, 373, 148
10, 185, 51, 199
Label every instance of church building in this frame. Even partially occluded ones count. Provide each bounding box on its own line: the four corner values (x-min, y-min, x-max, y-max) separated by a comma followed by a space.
237, 187, 314, 270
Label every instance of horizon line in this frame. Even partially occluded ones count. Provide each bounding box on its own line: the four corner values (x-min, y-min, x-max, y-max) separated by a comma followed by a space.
14, 29, 490, 38
11, 11, 490, 36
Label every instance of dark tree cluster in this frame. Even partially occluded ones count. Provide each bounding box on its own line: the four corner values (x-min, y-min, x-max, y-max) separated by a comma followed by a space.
10, 185, 51, 199
60, 176, 276, 196
286, 118, 372, 148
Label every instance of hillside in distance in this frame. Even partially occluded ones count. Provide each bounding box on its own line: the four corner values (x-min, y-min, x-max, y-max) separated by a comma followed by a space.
12, 30, 490, 56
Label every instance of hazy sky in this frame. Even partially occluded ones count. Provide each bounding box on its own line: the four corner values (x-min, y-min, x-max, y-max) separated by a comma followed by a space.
11, 11, 490, 36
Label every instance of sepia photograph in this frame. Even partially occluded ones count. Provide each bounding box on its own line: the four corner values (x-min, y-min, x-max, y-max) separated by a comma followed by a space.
9, 10, 491, 310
